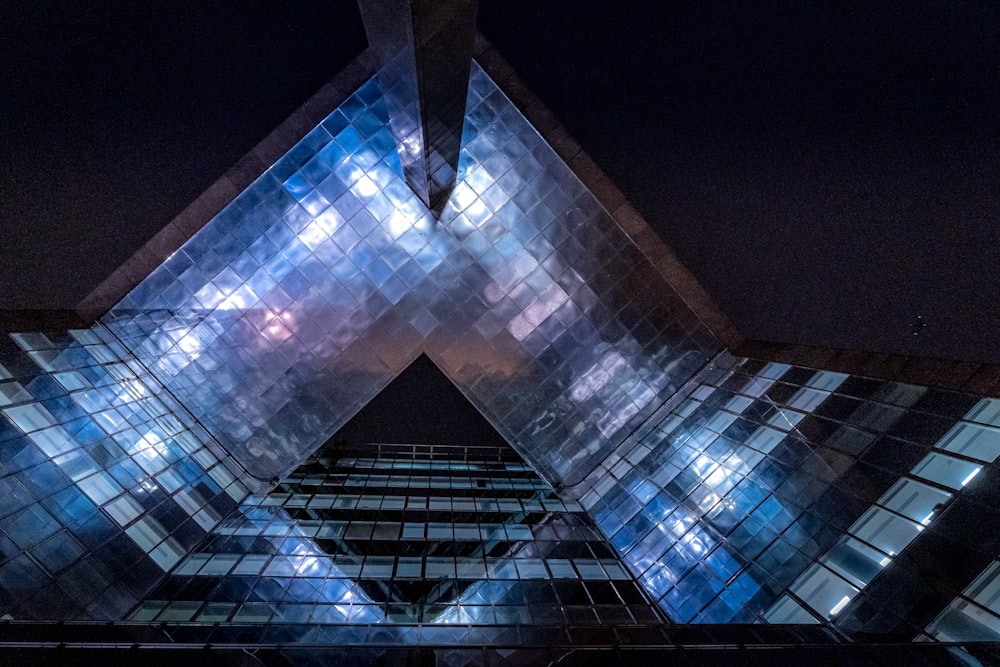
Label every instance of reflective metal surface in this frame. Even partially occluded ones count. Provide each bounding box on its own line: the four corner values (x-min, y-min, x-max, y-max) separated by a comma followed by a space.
104, 65, 720, 488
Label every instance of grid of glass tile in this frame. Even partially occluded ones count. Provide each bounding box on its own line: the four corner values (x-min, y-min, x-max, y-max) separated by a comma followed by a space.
103, 63, 720, 489
573, 352, 1000, 628
0, 326, 246, 619
765, 397, 1000, 624
132, 442, 663, 627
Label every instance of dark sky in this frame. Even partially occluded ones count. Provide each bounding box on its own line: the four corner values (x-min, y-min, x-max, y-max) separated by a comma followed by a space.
330, 354, 510, 449
1, 3, 365, 307
479, 2, 1000, 364
2, 1, 998, 363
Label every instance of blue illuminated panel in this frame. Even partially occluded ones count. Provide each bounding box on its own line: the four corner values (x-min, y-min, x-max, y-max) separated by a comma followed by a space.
574, 353, 999, 625
104, 64, 719, 488
0, 327, 246, 619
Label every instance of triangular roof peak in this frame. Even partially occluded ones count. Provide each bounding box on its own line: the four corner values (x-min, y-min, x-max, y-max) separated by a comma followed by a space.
100, 56, 732, 490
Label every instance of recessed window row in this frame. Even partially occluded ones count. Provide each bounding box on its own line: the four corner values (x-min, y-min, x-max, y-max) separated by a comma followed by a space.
212, 518, 598, 543
282, 476, 548, 491
172, 552, 632, 581
333, 457, 530, 472
130, 598, 656, 626
249, 493, 581, 514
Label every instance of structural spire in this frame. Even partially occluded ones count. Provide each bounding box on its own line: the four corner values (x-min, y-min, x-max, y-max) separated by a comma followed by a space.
358, 0, 478, 214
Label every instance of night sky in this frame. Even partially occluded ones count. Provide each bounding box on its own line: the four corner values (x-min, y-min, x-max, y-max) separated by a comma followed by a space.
330, 354, 511, 450
2, 2, 999, 363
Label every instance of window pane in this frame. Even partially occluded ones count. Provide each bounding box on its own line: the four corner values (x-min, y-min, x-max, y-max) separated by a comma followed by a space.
967, 398, 1000, 427
912, 452, 982, 490
3, 404, 56, 433
790, 563, 859, 619
821, 536, 888, 588
851, 506, 921, 556
967, 562, 1000, 613
937, 422, 1000, 463
879, 478, 950, 525
764, 595, 821, 624
927, 600, 1000, 642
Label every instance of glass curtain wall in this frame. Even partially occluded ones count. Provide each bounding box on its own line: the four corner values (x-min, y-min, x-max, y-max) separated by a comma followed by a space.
573, 352, 1000, 636
0, 326, 246, 620
132, 439, 665, 639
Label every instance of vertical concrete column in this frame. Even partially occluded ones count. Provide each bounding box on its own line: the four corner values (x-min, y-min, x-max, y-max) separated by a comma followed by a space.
358, 0, 477, 213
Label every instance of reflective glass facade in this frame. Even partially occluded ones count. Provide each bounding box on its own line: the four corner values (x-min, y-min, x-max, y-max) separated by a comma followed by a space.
0, 326, 245, 619
0, 47, 999, 662
575, 352, 1000, 635
131, 439, 664, 632
104, 64, 719, 490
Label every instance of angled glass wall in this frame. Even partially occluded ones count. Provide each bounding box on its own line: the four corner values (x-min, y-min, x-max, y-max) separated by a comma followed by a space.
573, 352, 1000, 635
0, 326, 246, 619
103, 63, 720, 490
766, 396, 1000, 627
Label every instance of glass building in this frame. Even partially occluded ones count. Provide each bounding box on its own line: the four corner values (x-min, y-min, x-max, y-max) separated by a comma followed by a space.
1, 7, 999, 664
